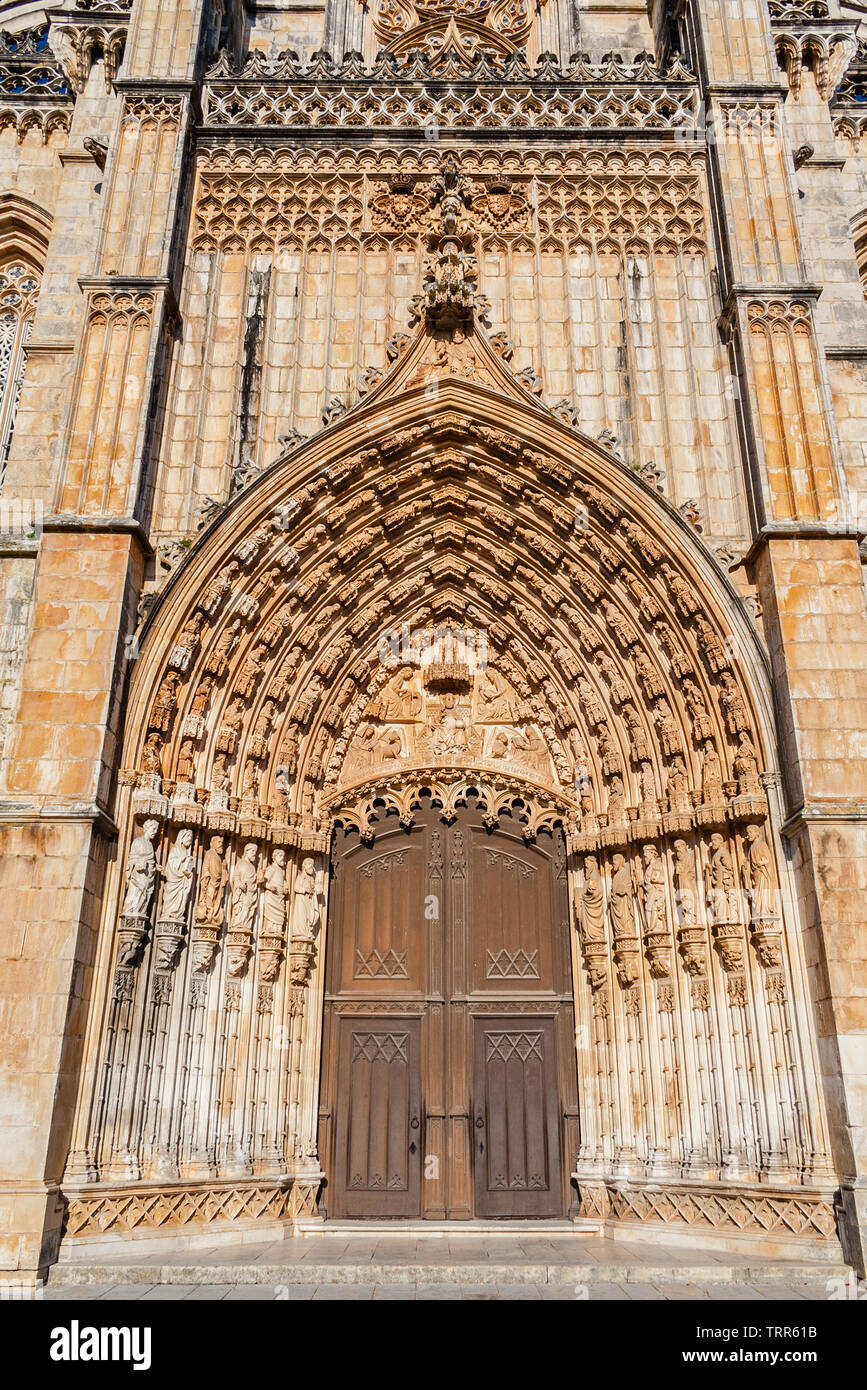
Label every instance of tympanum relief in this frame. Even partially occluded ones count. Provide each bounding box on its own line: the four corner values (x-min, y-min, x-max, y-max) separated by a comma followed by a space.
341, 654, 554, 792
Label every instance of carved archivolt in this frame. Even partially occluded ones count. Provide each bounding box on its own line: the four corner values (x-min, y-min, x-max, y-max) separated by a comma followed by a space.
124, 327, 766, 853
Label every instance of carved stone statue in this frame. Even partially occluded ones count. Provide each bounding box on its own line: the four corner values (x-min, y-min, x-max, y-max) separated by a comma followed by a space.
609, 852, 634, 938
431, 691, 471, 758
121, 819, 160, 920
261, 848, 287, 935
707, 832, 737, 923
168, 615, 201, 672
235, 644, 268, 699
719, 670, 749, 733
701, 740, 723, 792
606, 776, 627, 824
216, 696, 245, 754
742, 824, 776, 921
229, 842, 259, 935
640, 843, 666, 936
639, 761, 656, 804
175, 739, 196, 784
667, 756, 689, 801
195, 834, 228, 927
149, 672, 180, 733
672, 839, 697, 925
241, 760, 260, 800
160, 829, 195, 923
290, 857, 322, 941
653, 700, 681, 756
140, 732, 163, 778
577, 855, 605, 942
249, 701, 275, 760
210, 753, 231, 792
734, 733, 760, 789
373, 667, 423, 721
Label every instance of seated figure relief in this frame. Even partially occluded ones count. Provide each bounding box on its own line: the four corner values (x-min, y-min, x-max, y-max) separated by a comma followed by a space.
339, 659, 555, 787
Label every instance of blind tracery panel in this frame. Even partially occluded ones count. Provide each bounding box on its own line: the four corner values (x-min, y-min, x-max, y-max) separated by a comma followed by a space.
0, 258, 40, 489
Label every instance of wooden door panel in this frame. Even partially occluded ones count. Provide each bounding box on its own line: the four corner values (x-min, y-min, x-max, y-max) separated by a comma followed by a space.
333, 1017, 421, 1217
467, 827, 557, 994
333, 832, 426, 995
473, 1016, 562, 1218
323, 804, 577, 1221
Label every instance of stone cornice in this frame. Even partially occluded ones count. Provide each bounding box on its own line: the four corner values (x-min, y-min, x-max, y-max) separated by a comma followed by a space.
42, 512, 155, 556
0, 804, 119, 836
741, 521, 865, 566
780, 803, 867, 836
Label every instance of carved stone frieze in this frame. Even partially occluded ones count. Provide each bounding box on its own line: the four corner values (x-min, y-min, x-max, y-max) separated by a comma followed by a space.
202, 48, 698, 133
191, 149, 707, 258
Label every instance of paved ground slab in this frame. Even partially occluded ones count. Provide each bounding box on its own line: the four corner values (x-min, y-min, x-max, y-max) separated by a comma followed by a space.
47, 1230, 848, 1300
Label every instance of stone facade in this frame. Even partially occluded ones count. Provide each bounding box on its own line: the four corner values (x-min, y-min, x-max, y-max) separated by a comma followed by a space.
0, 0, 864, 1279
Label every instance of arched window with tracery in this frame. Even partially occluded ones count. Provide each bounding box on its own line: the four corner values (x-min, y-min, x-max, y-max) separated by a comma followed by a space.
0, 254, 40, 488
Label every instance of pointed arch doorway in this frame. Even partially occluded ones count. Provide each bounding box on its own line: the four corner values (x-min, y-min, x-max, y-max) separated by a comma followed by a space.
318, 792, 579, 1220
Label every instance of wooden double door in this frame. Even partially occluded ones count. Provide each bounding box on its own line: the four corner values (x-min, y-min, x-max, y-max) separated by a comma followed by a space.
319, 799, 579, 1219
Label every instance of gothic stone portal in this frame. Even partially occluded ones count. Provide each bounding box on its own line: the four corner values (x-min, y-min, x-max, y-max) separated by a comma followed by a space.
320, 797, 578, 1219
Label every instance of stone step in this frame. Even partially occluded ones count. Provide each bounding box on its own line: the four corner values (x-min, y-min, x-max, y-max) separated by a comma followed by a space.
47, 1259, 851, 1289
